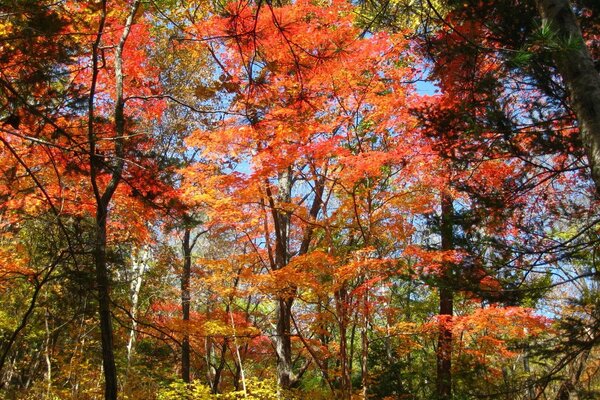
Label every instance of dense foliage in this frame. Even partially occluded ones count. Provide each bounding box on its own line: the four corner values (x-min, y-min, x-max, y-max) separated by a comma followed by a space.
1, 0, 599, 399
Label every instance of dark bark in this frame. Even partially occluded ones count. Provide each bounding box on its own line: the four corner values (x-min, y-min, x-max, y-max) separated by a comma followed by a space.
87, 2, 140, 398
436, 191, 454, 400
275, 297, 294, 388
335, 286, 352, 400
268, 166, 324, 389
181, 228, 192, 383
535, 0, 600, 194
361, 289, 369, 399
209, 338, 228, 394
95, 204, 118, 400
269, 167, 296, 389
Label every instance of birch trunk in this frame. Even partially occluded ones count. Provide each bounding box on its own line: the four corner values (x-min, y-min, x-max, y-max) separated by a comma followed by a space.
126, 247, 149, 368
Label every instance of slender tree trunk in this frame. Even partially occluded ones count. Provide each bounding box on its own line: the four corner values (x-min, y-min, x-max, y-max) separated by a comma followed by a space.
95, 204, 118, 400
275, 297, 294, 389
535, 0, 600, 194
436, 191, 454, 400
229, 306, 247, 395
125, 246, 148, 391
335, 286, 351, 400
181, 228, 192, 383
208, 337, 228, 394
317, 298, 329, 387
205, 337, 214, 390
88, 2, 140, 398
361, 284, 369, 399
44, 308, 52, 398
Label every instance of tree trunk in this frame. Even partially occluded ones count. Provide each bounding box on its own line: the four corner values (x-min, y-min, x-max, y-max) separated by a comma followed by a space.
95, 205, 118, 400
44, 307, 52, 398
361, 286, 369, 399
125, 246, 148, 382
88, 2, 140, 398
275, 296, 294, 389
271, 167, 296, 389
535, 0, 600, 194
335, 286, 351, 400
181, 228, 192, 383
207, 337, 228, 394
436, 191, 454, 400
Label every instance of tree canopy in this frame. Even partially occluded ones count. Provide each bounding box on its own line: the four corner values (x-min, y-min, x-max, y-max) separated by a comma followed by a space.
1, 0, 600, 399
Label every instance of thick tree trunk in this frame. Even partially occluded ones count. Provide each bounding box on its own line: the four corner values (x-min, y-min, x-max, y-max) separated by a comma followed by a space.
436, 192, 454, 400
270, 167, 296, 389
181, 228, 192, 383
535, 0, 600, 194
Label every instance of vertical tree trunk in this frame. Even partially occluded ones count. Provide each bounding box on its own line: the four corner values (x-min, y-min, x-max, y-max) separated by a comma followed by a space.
317, 298, 329, 387
275, 297, 294, 389
535, 0, 600, 194
44, 307, 52, 398
361, 284, 369, 399
181, 228, 192, 383
126, 247, 147, 373
436, 191, 454, 400
271, 167, 295, 389
95, 205, 118, 400
207, 337, 228, 394
335, 286, 351, 400
88, 2, 140, 398
229, 306, 247, 395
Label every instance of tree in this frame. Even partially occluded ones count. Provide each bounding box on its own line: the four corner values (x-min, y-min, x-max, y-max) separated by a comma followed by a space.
2, 1, 600, 399
535, 0, 600, 194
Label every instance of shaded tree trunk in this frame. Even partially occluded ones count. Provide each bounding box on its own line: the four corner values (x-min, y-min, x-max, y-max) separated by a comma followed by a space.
44, 307, 52, 397
88, 3, 141, 398
535, 0, 600, 194
275, 297, 294, 388
436, 191, 454, 400
95, 204, 118, 400
335, 286, 352, 400
181, 228, 192, 383
207, 337, 228, 394
361, 285, 369, 399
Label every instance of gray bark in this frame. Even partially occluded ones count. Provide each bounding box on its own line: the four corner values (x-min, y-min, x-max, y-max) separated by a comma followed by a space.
272, 167, 295, 388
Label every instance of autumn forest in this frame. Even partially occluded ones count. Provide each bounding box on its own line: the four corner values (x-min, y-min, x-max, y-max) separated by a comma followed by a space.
1, 0, 600, 399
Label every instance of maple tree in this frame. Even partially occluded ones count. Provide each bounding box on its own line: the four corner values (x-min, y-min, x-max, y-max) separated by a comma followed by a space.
1, 0, 600, 399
